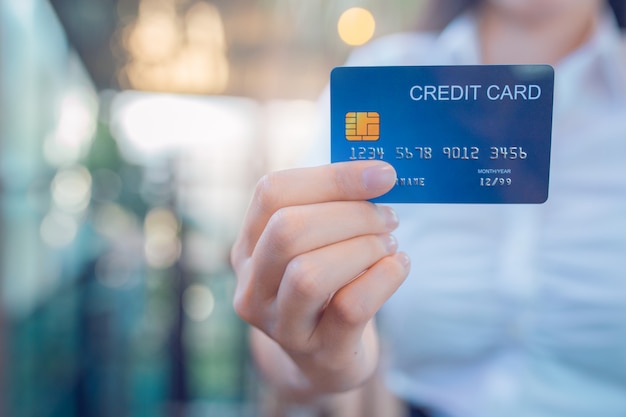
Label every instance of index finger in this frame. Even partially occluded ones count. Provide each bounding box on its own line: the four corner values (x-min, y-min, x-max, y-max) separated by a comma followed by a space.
234, 160, 396, 260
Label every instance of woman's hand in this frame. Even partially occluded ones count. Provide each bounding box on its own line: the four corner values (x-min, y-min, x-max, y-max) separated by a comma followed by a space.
230, 161, 410, 395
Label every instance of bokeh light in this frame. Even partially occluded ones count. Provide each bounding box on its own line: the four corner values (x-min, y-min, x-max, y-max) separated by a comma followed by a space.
337, 7, 376, 46
182, 284, 215, 322
40, 211, 79, 248
43, 84, 98, 167
51, 165, 92, 214
143, 207, 181, 269
120, 0, 228, 94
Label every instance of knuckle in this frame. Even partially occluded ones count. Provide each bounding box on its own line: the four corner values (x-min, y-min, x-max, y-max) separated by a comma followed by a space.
332, 167, 354, 195
265, 207, 304, 253
232, 291, 251, 322
229, 239, 245, 272
253, 172, 282, 214
283, 256, 324, 299
330, 292, 372, 327
232, 287, 261, 326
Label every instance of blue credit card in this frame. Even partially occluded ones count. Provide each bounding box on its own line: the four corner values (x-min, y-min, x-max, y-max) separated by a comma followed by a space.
330, 65, 554, 203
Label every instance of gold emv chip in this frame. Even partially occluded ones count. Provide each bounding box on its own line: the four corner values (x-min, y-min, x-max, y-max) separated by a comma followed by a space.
345, 112, 380, 141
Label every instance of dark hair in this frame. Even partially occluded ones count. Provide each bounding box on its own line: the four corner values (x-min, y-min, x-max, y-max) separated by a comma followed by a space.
418, 0, 626, 30
609, 0, 626, 27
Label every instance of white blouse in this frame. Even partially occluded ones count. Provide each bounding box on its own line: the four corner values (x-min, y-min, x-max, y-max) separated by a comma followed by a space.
331, 11, 626, 417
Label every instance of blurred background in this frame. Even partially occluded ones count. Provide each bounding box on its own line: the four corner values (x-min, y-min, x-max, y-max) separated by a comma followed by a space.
0, 0, 428, 416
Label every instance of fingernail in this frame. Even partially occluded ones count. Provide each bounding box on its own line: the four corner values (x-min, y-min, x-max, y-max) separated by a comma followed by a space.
380, 205, 399, 231
383, 234, 398, 254
362, 163, 396, 192
398, 252, 411, 271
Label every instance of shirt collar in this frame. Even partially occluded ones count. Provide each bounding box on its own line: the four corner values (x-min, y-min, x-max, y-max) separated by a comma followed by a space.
432, 9, 626, 112
431, 12, 482, 65
558, 10, 626, 102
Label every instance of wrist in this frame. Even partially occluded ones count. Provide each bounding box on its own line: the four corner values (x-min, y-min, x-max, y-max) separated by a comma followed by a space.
286, 320, 380, 394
